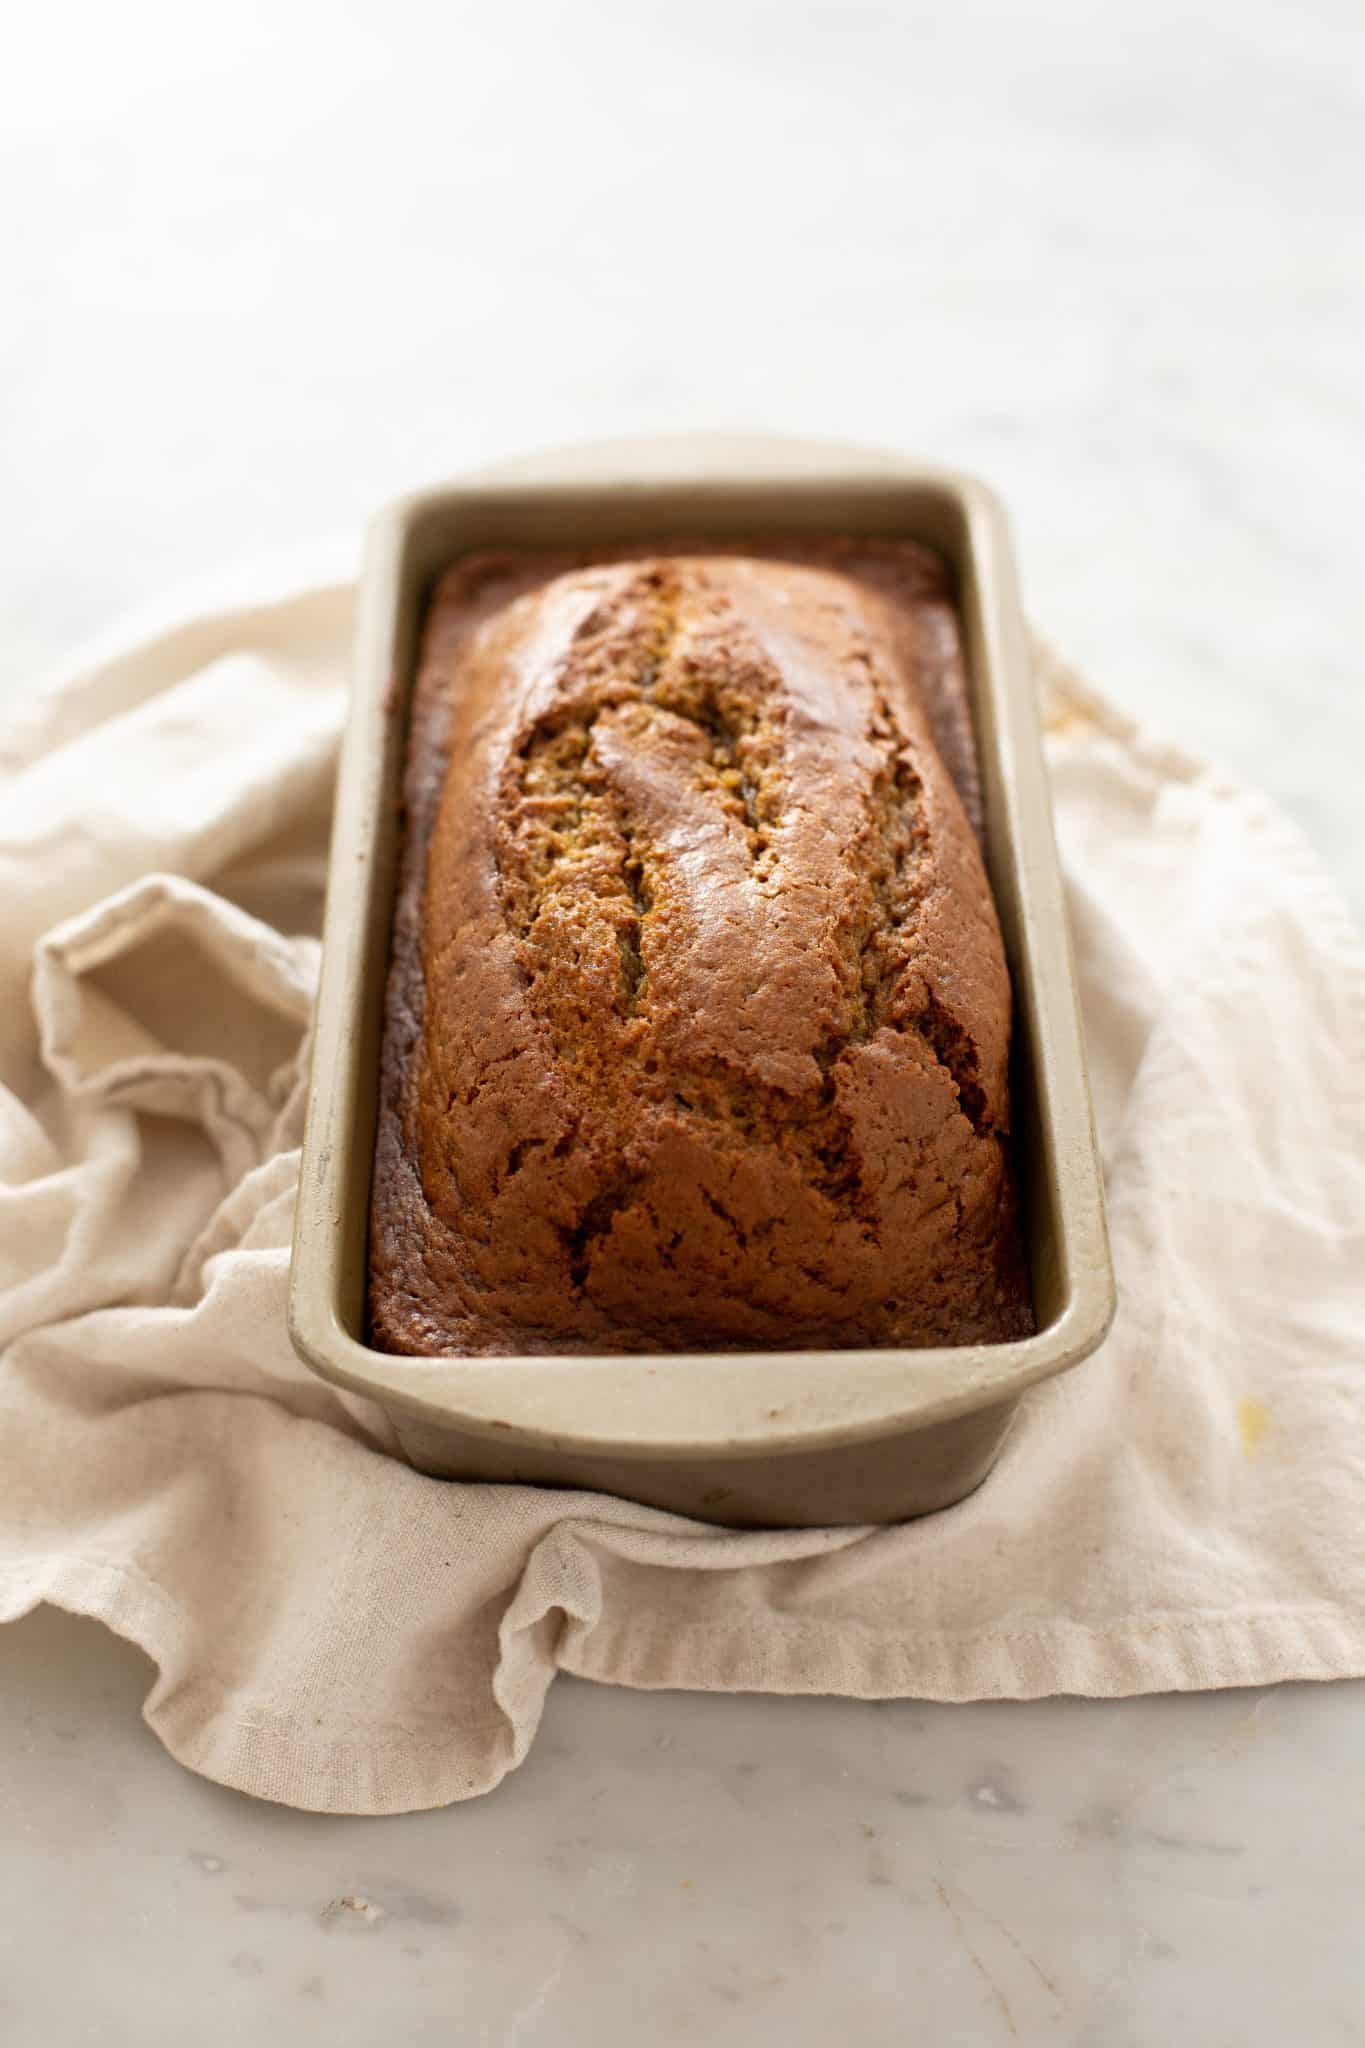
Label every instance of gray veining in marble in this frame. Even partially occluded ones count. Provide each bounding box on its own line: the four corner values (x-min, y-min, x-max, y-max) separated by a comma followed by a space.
2, 1, 1363, 2041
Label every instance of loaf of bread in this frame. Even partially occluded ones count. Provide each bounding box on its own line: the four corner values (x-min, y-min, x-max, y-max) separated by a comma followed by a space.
369, 539, 1033, 1354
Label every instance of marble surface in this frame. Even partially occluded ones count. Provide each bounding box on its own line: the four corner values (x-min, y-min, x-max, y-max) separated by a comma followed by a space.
4, 1607, 1365, 2047
2, 0, 1363, 2042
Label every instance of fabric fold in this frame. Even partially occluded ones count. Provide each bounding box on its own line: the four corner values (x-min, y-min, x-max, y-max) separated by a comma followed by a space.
1, 578, 1362, 1813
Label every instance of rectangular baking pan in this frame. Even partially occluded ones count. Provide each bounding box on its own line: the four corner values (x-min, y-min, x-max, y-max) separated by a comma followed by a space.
289, 434, 1114, 1527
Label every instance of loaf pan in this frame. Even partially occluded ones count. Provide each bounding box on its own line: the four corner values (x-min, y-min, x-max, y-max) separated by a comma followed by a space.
289, 433, 1114, 1527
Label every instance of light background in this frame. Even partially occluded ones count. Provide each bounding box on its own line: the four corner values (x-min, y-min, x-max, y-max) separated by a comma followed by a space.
3, 0, 1362, 906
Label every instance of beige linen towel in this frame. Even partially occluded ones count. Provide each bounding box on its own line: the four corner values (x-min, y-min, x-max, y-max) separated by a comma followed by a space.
2, 559, 1362, 1813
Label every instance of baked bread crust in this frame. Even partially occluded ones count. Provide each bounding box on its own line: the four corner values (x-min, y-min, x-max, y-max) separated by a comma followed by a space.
369, 540, 1033, 1354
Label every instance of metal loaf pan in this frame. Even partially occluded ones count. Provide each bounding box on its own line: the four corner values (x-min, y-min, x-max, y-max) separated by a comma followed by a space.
289, 433, 1114, 1527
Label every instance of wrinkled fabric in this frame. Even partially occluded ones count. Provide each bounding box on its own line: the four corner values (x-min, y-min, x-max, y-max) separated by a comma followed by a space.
2, 568, 1362, 1813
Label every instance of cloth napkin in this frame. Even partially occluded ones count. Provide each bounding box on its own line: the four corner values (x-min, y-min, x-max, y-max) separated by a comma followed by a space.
2, 557, 1362, 1814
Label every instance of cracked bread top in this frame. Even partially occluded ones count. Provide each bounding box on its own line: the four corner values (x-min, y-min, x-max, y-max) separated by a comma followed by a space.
369, 539, 1033, 1355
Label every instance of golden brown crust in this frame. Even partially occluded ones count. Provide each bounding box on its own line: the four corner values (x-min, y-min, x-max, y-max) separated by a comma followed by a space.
369, 539, 1033, 1355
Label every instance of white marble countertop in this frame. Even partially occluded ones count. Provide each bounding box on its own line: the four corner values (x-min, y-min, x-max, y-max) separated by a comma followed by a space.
5, 1604, 1364, 2046
2, 1, 1362, 2041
